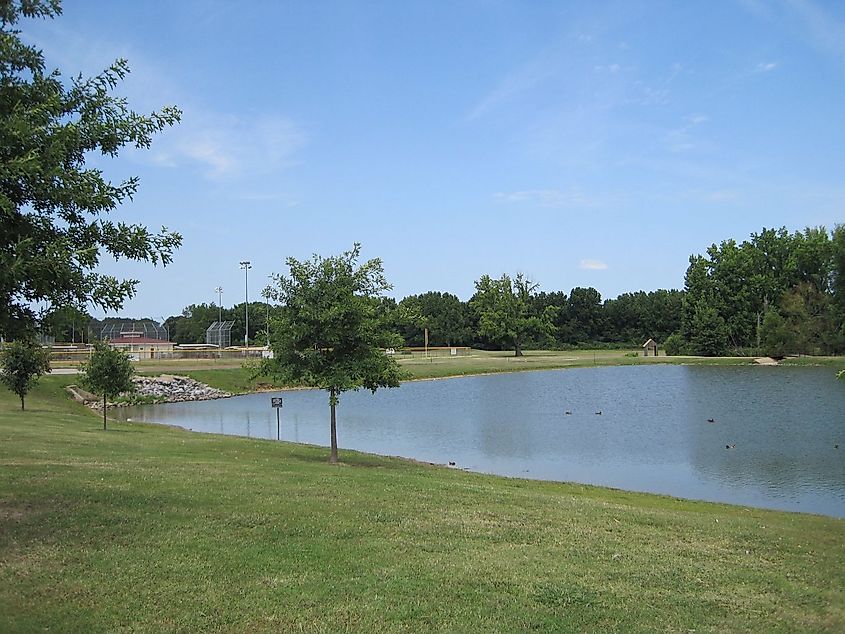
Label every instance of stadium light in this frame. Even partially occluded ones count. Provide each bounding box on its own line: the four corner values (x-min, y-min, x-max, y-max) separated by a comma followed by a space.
262, 286, 271, 347
239, 262, 251, 348
214, 286, 223, 327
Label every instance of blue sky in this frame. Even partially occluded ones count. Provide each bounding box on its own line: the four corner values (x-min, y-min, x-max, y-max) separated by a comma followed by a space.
23, 0, 845, 319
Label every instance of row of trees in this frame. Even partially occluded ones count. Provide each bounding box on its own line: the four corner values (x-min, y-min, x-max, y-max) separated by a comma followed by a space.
24, 225, 845, 360
44, 224, 844, 360
153, 284, 681, 353
676, 226, 845, 357
0, 338, 131, 424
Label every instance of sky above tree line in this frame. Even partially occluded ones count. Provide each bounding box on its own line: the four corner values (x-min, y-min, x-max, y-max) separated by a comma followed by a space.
23, 0, 845, 319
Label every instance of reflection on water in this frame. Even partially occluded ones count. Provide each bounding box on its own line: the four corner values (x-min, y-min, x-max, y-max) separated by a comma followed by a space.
117, 365, 845, 517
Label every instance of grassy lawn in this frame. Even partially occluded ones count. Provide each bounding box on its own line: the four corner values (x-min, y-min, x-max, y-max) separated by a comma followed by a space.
1, 376, 844, 631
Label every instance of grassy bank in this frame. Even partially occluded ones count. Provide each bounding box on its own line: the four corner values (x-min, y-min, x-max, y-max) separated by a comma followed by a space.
1, 376, 843, 631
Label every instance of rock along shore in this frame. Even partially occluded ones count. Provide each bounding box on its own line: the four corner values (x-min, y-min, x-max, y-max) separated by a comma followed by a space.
85, 375, 231, 409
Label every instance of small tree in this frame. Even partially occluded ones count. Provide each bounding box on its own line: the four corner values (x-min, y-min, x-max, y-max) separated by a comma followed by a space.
662, 332, 687, 356
260, 244, 406, 463
82, 342, 134, 430
0, 340, 50, 410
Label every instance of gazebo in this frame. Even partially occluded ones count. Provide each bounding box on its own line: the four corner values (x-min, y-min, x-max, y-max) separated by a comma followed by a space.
642, 338, 659, 357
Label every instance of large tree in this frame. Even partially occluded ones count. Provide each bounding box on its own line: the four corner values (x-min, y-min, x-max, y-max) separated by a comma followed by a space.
260, 244, 406, 463
0, 0, 181, 340
471, 273, 551, 356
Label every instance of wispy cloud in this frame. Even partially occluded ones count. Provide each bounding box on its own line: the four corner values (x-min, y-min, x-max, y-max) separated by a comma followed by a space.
740, 0, 845, 70
26, 19, 308, 184
151, 112, 307, 181
466, 57, 558, 121
594, 63, 622, 73
665, 112, 710, 153
755, 61, 779, 72
579, 259, 608, 270
493, 189, 603, 208
785, 0, 845, 67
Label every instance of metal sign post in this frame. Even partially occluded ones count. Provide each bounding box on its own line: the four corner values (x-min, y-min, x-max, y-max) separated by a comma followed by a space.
271, 397, 283, 440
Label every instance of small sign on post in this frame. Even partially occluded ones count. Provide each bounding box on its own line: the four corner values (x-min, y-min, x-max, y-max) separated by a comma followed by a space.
271, 397, 283, 440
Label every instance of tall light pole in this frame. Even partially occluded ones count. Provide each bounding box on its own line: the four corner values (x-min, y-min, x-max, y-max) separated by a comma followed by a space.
214, 286, 223, 348
262, 288, 271, 348
239, 261, 251, 348
214, 286, 223, 324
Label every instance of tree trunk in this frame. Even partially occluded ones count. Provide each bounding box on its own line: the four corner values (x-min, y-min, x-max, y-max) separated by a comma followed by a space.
514, 340, 523, 357
20, 395, 24, 411
329, 388, 338, 464
103, 395, 107, 431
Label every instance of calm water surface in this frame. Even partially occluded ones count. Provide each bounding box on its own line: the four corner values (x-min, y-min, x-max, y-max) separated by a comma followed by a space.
119, 365, 845, 517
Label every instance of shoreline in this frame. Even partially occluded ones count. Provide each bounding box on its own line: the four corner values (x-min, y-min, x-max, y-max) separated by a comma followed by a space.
125, 353, 842, 401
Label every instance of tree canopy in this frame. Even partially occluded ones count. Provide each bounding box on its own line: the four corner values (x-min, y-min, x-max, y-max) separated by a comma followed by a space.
0, 339, 50, 409
260, 244, 405, 463
471, 273, 552, 356
680, 226, 844, 356
82, 341, 134, 430
0, 0, 181, 340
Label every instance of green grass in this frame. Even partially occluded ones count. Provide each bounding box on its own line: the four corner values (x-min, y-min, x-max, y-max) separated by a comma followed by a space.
1, 376, 844, 631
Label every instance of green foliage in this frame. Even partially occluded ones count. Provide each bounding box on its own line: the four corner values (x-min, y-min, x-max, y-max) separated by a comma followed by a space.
0, 0, 182, 340
81, 341, 134, 429
688, 304, 729, 356
0, 339, 49, 409
471, 273, 552, 356
41, 305, 93, 343
759, 310, 792, 359
164, 301, 273, 345
396, 291, 474, 347
662, 333, 687, 356
680, 225, 844, 355
602, 289, 683, 344
565, 287, 604, 343
261, 244, 406, 462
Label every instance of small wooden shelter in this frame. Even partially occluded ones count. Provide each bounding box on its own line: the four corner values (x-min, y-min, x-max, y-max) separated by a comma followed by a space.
642, 338, 658, 357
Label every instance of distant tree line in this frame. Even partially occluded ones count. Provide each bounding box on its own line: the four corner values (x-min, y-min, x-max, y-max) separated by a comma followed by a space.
385, 286, 682, 353
39, 225, 844, 358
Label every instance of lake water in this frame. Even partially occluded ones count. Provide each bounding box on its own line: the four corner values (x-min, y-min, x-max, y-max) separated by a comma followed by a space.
118, 365, 845, 517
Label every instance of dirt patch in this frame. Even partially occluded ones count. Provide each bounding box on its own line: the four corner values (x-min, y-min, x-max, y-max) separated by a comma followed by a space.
754, 357, 780, 366
0, 504, 30, 521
